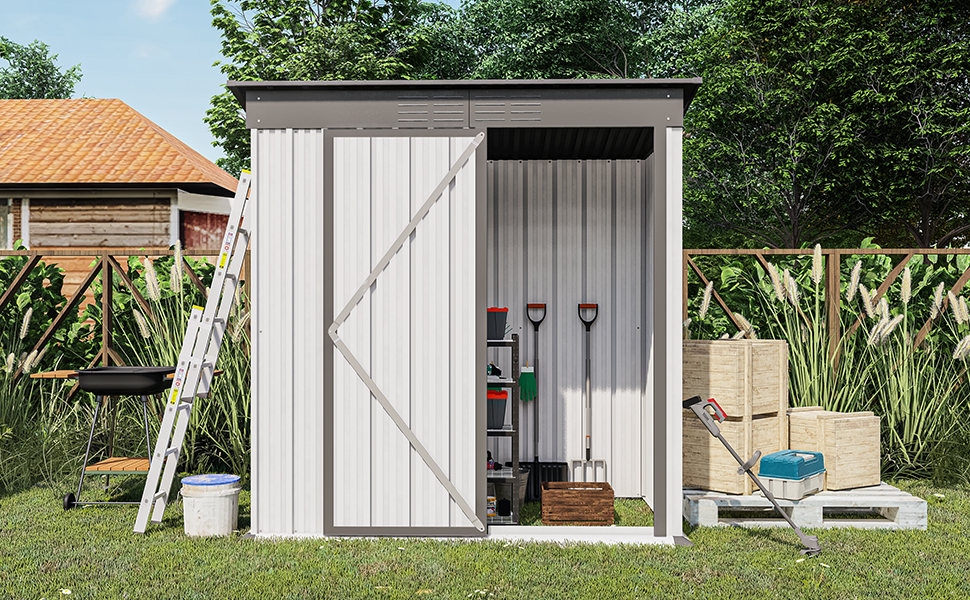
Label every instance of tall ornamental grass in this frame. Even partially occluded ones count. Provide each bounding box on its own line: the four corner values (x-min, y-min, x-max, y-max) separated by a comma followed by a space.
107, 246, 251, 479
686, 244, 970, 483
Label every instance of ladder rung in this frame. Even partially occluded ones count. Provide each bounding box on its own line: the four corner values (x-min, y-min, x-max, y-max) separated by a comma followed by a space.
153, 491, 167, 501
165, 447, 180, 457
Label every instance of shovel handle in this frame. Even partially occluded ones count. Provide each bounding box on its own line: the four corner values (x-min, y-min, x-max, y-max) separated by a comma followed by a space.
527, 303, 546, 329
578, 303, 598, 330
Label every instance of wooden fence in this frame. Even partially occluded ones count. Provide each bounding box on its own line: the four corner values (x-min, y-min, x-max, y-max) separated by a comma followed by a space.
684, 248, 970, 357
0, 248, 249, 389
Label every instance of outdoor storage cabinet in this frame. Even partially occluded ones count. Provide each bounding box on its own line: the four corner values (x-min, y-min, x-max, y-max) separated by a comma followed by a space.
788, 407, 881, 490
682, 339, 788, 494
232, 78, 701, 541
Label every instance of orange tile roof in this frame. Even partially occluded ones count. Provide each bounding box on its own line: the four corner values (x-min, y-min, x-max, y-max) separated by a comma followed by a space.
0, 99, 238, 192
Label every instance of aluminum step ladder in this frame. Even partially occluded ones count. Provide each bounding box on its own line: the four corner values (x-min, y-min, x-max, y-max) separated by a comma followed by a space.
134, 170, 253, 534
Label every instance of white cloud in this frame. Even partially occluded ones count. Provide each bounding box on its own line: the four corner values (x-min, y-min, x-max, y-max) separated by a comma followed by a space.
136, 0, 177, 19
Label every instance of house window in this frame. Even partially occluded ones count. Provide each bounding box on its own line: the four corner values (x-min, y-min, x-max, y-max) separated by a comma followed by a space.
0, 200, 10, 249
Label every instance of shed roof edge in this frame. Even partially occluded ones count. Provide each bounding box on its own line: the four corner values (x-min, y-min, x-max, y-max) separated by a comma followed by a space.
227, 78, 702, 114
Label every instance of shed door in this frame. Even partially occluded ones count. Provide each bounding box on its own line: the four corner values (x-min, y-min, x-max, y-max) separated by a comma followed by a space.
328, 133, 484, 536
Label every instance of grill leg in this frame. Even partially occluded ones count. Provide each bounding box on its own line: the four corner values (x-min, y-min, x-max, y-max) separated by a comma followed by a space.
76, 395, 104, 502
142, 395, 152, 456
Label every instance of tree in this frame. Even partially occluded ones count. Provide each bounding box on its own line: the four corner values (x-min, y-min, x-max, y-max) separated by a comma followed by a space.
206, 0, 449, 175
0, 38, 81, 99
848, 0, 970, 248
680, 0, 970, 249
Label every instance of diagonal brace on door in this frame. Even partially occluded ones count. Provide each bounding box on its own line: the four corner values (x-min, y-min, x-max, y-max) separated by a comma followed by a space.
329, 133, 485, 532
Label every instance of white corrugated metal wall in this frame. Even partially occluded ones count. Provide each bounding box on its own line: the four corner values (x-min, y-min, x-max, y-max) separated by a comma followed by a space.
331, 135, 479, 529
252, 128, 327, 535
486, 159, 654, 498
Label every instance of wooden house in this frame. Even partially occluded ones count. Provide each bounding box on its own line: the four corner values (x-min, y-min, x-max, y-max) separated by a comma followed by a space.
0, 98, 238, 295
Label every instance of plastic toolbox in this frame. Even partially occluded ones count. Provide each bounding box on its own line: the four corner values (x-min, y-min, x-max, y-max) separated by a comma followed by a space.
758, 450, 825, 500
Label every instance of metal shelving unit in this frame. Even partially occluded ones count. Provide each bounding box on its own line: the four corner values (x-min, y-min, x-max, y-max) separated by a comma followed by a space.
486, 333, 520, 525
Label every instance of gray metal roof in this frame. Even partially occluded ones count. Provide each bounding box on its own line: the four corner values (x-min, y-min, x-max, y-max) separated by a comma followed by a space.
227, 78, 702, 112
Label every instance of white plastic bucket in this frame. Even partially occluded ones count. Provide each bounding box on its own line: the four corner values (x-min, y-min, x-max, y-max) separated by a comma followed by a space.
181, 474, 241, 537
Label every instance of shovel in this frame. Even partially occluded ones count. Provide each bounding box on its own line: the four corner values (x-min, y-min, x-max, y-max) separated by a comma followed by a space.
524, 303, 546, 500
683, 396, 821, 556
571, 303, 607, 482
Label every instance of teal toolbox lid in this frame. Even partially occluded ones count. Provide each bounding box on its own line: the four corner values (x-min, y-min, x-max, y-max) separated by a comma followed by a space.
758, 450, 825, 480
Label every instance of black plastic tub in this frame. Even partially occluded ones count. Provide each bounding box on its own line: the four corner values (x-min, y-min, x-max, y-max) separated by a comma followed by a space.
77, 366, 176, 396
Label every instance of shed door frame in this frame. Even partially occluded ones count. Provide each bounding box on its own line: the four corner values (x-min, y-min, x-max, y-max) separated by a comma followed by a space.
323, 129, 488, 537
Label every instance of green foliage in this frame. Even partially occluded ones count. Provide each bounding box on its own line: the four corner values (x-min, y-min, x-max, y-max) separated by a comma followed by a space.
680, 0, 970, 249
461, 0, 643, 79
0, 37, 82, 99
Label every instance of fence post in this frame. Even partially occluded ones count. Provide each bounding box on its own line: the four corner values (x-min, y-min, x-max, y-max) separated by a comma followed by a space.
826, 250, 841, 360
102, 252, 112, 367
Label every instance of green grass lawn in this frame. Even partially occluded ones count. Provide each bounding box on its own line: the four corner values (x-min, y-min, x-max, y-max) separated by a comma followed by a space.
1, 479, 968, 599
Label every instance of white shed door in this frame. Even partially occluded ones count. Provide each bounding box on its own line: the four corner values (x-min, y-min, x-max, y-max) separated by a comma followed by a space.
329, 134, 483, 535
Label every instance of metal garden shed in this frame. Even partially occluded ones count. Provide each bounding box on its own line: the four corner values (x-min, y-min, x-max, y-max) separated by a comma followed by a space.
229, 78, 701, 544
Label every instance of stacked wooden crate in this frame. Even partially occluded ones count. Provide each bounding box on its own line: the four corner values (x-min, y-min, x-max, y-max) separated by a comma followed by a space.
682, 340, 788, 495
787, 407, 881, 490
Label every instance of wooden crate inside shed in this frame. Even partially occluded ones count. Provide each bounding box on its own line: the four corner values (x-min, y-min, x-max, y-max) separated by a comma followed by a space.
683, 340, 788, 418
683, 411, 786, 495
541, 482, 614, 526
787, 407, 881, 490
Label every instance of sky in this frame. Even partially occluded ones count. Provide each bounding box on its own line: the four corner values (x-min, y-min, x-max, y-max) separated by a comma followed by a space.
2, 0, 231, 164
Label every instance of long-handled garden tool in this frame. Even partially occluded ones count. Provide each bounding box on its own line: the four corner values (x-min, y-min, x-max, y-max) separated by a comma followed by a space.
521, 303, 545, 499
683, 395, 821, 556
571, 303, 607, 482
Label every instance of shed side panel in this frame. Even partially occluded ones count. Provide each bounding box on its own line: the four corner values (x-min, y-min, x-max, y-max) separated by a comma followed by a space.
253, 128, 296, 535
291, 129, 326, 533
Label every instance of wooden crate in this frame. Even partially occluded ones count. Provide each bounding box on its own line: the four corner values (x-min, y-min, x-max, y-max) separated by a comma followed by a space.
683, 340, 788, 418
541, 482, 614, 526
683, 412, 786, 495
788, 407, 881, 490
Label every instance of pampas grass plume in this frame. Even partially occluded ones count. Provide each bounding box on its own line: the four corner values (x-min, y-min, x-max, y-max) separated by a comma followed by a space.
901, 267, 912, 305
931, 283, 945, 319
867, 319, 888, 346
811, 244, 823, 285
145, 259, 161, 302
699, 281, 713, 320
170, 263, 183, 295
21, 349, 38, 373
948, 292, 963, 324
953, 334, 970, 361
19, 307, 32, 340
783, 269, 799, 305
735, 312, 754, 334
847, 262, 862, 302
859, 284, 875, 318
879, 297, 890, 320
133, 309, 151, 339
3, 353, 14, 374
767, 262, 785, 302
881, 314, 905, 342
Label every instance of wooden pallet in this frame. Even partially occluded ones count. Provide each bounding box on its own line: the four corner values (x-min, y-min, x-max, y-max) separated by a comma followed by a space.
684, 482, 927, 530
